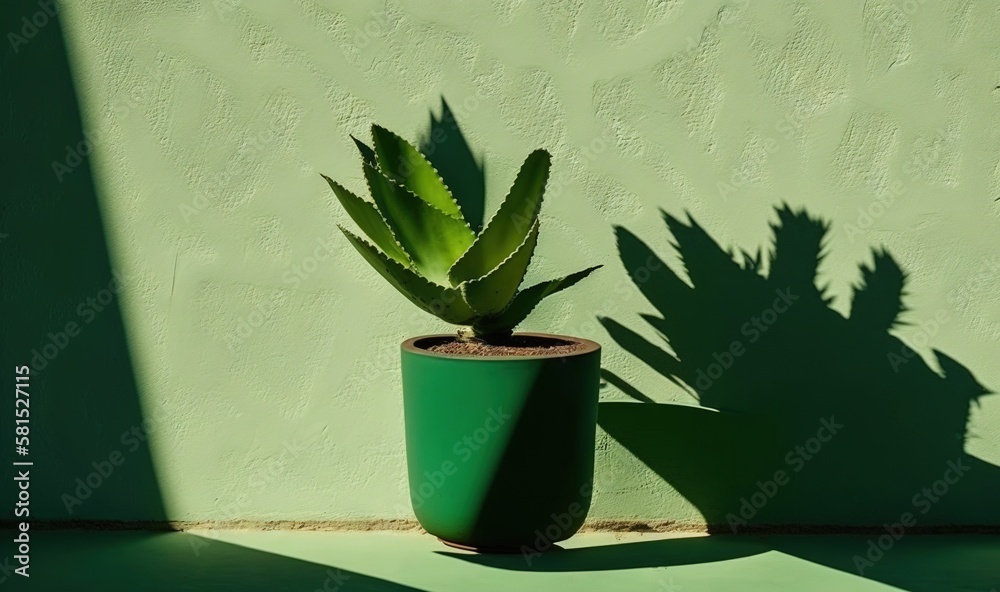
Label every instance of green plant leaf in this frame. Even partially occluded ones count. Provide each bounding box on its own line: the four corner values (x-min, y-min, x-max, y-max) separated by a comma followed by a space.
351, 135, 378, 168
364, 162, 474, 285
461, 220, 539, 315
371, 125, 463, 219
338, 227, 475, 324
475, 265, 602, 334
448, 149, 550, 284
321, 174, 410, 267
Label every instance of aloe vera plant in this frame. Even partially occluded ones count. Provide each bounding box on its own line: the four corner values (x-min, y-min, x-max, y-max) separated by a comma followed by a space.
322, 124, 600, 341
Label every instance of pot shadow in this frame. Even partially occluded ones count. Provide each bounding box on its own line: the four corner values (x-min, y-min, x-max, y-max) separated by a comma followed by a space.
438, 534, 770, 571
438, 533, 999, 591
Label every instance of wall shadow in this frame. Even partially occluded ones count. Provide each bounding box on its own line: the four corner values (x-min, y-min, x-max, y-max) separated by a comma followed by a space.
598, 205, 998, 530
1, 1, 166, 522
35, 531, 423, 591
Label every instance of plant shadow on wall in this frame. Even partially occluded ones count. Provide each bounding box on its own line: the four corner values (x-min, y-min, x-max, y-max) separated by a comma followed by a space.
597, 205, 1000, 589
419, 97, 485, 233
446, 205, 1000, 592
598, 205, 998, 531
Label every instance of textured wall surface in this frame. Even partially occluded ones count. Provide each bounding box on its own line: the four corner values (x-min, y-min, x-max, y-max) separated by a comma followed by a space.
35, 0, 1000, 525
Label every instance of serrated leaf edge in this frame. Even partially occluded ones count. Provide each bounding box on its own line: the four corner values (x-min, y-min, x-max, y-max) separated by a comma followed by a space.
337, 225, 476, 323
362, 163, 474, 287
362, 162, 474, 235
493, 265, 602, 327
448, 149, 550, 284
321, 173, 412, 267
371, 124, 465, 221
459, 219, 540, 314
351, 135, 378, 168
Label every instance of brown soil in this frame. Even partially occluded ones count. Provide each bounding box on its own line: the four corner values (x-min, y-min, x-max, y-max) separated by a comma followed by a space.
425, 334, 588, 356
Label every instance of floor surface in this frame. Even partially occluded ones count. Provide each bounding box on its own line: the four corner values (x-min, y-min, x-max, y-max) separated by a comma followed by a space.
11, 530, 1000, 591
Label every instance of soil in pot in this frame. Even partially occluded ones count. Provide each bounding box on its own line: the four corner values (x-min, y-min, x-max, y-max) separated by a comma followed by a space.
425, 334, 589, 357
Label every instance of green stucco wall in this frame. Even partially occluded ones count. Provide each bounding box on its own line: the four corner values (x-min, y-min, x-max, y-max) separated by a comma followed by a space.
5, 0, 999, 528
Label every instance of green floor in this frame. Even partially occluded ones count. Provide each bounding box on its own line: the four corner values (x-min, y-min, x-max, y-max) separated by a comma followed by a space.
18, 530, 999, 591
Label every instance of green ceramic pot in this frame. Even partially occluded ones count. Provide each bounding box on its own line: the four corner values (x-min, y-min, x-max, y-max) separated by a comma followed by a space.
401, 332, 600, 552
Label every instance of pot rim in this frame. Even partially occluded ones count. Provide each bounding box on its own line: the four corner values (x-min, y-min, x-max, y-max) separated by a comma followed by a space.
401, 332, 600, 360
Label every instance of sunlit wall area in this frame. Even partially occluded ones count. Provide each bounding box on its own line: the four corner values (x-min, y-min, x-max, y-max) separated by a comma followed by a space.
28, 0, 1000, 526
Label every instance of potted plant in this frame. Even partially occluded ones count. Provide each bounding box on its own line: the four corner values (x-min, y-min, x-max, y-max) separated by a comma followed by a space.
322, 123, 601, 552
